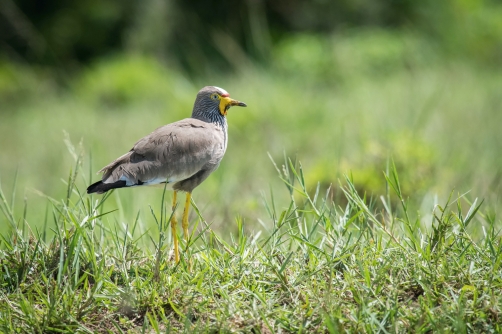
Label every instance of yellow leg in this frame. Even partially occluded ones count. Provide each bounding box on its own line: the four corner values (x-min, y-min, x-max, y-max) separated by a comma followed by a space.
171, 191, 179, 263
183, 192, 192, 269
182, 192, 192, 242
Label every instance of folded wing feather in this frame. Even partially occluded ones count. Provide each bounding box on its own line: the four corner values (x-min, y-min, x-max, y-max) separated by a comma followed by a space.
98, 119, 223, 187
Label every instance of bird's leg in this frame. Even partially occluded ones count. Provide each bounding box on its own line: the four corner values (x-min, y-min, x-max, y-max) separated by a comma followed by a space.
182, 192, 192, 269
182, 192, 192, 243
171, 191, 180, 263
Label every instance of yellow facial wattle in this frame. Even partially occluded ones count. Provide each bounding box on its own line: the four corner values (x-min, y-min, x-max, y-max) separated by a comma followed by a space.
218, 96, 247, 116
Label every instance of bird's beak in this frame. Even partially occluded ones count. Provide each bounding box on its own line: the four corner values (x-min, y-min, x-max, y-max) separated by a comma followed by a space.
219, 96, 247, 116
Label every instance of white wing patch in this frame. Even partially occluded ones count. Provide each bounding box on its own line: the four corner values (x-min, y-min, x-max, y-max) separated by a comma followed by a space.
106, 170, 198, 189
142, 177, 168, 185
125, 172, 197, 188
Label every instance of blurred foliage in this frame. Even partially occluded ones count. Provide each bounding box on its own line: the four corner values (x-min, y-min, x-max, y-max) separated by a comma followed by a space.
75, 55, 178, 107
2, 44, 501, 234
0, 62, 55, 104
305, 131, 436, 202
0, 0, 501, 234
1, 0, 501, 73
273, 30, 435, 85
0, 0, 135, 65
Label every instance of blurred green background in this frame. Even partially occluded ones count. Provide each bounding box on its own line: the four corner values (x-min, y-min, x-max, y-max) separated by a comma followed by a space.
1, 0, 502, 233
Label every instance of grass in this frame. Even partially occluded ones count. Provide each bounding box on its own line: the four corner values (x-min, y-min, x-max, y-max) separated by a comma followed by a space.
1, 31, 502, 332
1, 153, 501, 333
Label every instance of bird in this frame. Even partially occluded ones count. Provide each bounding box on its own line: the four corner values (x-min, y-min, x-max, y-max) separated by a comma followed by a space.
87, 86, 246, 262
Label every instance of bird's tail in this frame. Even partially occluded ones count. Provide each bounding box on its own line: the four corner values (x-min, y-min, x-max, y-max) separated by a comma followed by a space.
87, 180, 127, 194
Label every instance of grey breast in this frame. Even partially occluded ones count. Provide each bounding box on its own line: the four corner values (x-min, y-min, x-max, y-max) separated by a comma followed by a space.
99, 118, 227, 192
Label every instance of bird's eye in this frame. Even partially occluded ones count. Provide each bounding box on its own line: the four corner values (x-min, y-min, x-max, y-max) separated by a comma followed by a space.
211, 94, 219, 100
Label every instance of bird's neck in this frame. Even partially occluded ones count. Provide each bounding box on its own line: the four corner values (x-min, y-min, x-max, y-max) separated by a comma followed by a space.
213, 116, 227, 130
192, 111, 227, 130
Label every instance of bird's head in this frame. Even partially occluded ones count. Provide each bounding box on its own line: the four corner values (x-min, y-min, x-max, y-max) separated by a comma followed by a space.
193, 86, 247, 121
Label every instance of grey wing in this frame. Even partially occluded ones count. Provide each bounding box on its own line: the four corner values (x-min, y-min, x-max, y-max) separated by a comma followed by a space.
99, 120, 223, 186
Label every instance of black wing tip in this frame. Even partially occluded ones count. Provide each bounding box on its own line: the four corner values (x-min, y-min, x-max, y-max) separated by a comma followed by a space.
87, 180, 127, 194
